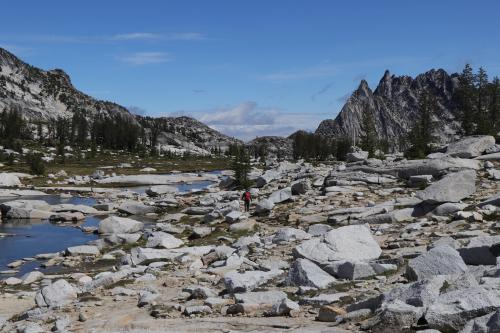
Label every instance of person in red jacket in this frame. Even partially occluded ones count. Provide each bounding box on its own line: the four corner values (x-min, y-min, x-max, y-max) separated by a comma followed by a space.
241, 189, 252, 212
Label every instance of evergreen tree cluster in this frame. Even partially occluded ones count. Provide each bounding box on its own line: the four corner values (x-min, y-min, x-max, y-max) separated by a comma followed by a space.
0, 107, 28, 148
405, 90, 437, 158
0, 107, 144, 158
228, 144, 251, 189
291, 131, 352, 161
456, 64, 500, 136
89, 114, 140, 151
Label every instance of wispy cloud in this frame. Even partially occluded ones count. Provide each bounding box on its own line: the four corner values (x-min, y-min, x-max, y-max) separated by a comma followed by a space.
0, 44, 34, 56
311, 82, 334, 101
0, 34, 89, 43
128, 106, 148, 115
112, 33, 163, 41
112, 32, 205, 41
166, 101, 328, 141
0, 32, 205, 44
258, 65, 337, 82
118, 52, 173, 65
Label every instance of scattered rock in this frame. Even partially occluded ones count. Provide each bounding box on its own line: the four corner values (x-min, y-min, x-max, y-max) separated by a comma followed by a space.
417, 170, 477, 203
406, 245, 468, 281
98, 216, 144, 234
286, 258, 336, 289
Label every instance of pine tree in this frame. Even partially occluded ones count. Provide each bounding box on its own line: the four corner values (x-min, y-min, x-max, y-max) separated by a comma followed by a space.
456, 64, 476, 135
489, 77, 500, 134
406, 90, 437, 158
231, 145, 251, 189
359, 110, 378, 157
475, 67, 490, 134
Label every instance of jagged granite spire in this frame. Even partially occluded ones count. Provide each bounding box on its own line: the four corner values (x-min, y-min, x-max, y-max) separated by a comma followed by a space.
315, 69, 461, 151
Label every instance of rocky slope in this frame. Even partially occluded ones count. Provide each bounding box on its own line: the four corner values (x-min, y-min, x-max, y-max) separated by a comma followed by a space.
0, 48, 133, 122
316, 69, 461, 150
2, 136, 500, 332
139, 116, 242, 155
0, 47, 241, 154
245, 135, 294, 160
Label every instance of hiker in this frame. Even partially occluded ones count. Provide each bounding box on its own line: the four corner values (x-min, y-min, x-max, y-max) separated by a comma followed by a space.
241, 189, 252, 212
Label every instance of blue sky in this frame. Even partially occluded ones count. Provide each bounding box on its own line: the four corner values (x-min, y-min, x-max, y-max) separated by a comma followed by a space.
1, 0, 499, 141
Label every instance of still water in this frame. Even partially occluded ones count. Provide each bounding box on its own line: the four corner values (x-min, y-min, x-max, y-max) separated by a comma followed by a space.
0, 179, 216, 276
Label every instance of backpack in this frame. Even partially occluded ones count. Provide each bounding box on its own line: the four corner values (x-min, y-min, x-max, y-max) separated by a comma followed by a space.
244, 191, 251, 201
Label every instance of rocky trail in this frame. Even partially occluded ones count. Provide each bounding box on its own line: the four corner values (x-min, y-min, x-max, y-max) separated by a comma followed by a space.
1, 135, 500, 332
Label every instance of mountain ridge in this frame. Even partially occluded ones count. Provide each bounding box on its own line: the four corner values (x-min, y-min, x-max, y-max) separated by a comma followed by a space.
0, 47, 241, 153
315, 68, 462, 150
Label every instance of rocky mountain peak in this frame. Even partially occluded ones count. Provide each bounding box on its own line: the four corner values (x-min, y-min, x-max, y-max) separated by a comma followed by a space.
315, 68, 462, 150
0, 47, 241, 155
354, 79, 372, 98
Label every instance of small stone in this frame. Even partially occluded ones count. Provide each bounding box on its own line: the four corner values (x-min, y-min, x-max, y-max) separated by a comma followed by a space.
317, 305, 346, 322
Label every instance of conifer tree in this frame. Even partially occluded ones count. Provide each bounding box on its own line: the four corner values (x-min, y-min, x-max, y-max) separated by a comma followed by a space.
406, 90, 437, 158
489, 77, 500, 134
475, 67, 490, 134
456, 64, 476, 135
231, 145, 251, 189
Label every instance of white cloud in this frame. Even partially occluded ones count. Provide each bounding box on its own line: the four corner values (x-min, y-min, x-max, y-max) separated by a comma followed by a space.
112, 33, 163, 41
167, 101, 328, 141
258, 65, 337, 82
0, 44, 34, 56
128, 106, 148, 115
112, 32, 205, 41
0, 32, 205, 44
166, 32, 206, 41
118, 52, 173, 65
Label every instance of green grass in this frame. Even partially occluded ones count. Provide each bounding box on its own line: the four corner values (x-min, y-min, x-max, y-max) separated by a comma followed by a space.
1, 150, 231, 187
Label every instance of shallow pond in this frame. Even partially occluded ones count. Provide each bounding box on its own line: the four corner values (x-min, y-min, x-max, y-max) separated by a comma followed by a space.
0, 178, 216, 277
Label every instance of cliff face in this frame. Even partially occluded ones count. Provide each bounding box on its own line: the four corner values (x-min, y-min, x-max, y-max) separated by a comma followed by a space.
315, 69, 462, 149
0, 47, 241, 152
0, 47, 134, 122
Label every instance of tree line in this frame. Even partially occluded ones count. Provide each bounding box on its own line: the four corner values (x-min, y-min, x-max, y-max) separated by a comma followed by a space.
0, 109, 141, 152
291, 131, 353, 161
404, 64, 500, 158
456, 64, 500, 136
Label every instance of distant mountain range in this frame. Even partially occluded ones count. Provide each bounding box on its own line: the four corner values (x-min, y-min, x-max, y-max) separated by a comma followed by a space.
0, 47, 468, 155
0, 47, 241, 154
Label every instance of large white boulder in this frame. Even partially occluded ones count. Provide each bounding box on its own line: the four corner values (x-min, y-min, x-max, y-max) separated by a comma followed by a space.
446, 135, 496, 158
0, 173, 22, 187
458, 235, 500, 265
426, 287, 499, 332
346, 147, 369, 162
98, 216, 144, 234
146, 231, 184, 249
286, 258, 336, 289
255, 199, 274, 214
323, 225, 382, 262
223, 269, 283, 293
255, 170, 281, 188
406, 245, 468, 281
268, 187, 292, 204
416, 170, 476, 203
66, 245, 100, 256
35, 279, 77, 307
117, 201, 156, 215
